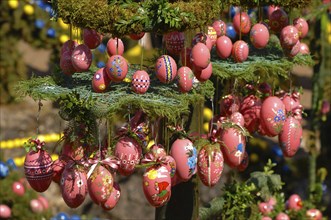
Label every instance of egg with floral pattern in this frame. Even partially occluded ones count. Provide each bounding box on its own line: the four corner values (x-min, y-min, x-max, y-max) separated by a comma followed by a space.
105, 55, 128, 82
280, 25, 299, 49
155, 55, 177, 84
293, 17, 309, 39
92, 68, 111, 93
212, 20, 227, 37
239, 95, 262, 133
207, 26, 217, 45
71, 44, 92, 72
279, 116, 302, 157
102, 182, 121, 211
177, 66, 194, 93
269, 9, 289, 33
233, 12, 251, 35
132, 70, 150, 94
164, 31, 185, 55
88, 165, 113, 205
107, 38, 124, 56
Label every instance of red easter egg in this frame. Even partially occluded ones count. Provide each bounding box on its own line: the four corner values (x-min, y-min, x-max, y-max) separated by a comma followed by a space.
102, 182, 121, 211
232, 40, 249, 63
129, 32, 145, 40
180, 47, 193, 69
193, 62, 212, 82
61, 40, 78, 54
0, 204, 11, 219
220, 128, 246, 167
155, 55, 177, 84
276, 212, 290, 220
114, 136, 142, 176
268, 5, 280, 18
143, 165, 171, 207
12, 181, 25, 196
61, 141, 84, 161
259, 202, 273, 215
260, 96, 286, 136
88, 165, 113, 205
61, 166, 87, 208
83, 28, 102, 49
237, 151, 249, 172
250, 23, 270, 49
71, 44, 92, 72
284, 40, 301, 58
230, 112, 245, 126
280, 25, 299, 49
207, 26, 217, 45
219, 95, 240, 116
279, 116, 302, 157
107, 38, 124, 56
105, 55, 128, 82
287, 194, 303, 211
197, 145, 224, 187
170, 138, 197, 182
92, 68, 111, 93
233, 12, 251, 35
177, 66, 194, 93
132, 70, 150, 94
299, 42, 310, 55
149, 144, 167, 159
269, 9, 289, 33
24, 149, 53, 192
306, 209, 323, 220
191, 42, 210, 69
164, 31, 185, 55
212, 20, 227, 37
282, 92, 301, 113
239, 95, 261, 133
30, 199, 43, 213
60, 51, 76, 75
192, 33, 213, 51
37, 195, 49, 210
293, 17, 309, 39
216, 36, 233, 59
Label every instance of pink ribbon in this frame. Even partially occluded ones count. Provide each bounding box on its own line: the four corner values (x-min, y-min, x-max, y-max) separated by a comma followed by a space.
30, 138, 45, 150
88, 156, 120, 171
141, 153, 169, 166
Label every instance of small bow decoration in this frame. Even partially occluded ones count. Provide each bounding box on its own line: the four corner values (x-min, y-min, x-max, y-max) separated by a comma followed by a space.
24, 137, 46, 152
141, 152, 169, 167
87, 156, 120, 178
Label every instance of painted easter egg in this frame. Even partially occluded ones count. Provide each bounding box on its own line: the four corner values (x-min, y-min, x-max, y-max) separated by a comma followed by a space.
233, 12, 251, 35
293, 17, 309, 39
114, 136, 142, 176
191, 42, 210, 69
170, 138, 197, 182
306, 209, 323, 220
143, 165, 171, 207
216, 36, 233, 59
92, 68, 111, 93
230, 112, 245, 126
237, 151, 249, 172
220, 128, 246, 167
71, 44, 92, 72
24, 149, 53, 192
250, 23, 270, 49
61, 141, 84, 161
132, 70, 150, 94
287, 194, 303, 211
102, 182, 121, 211
149, 144, 167, 159
193, 62, 212, 82
284, 40, 301, 58
212, 20, 227, 37
83, 28, 102, 49
260, 96, 286, 136
275, 212, 290, 220
129, 32, 145, 40
299, 42, 310, 55
61, 40, 78, 55
30, 199, 43, 213
219, 94, 240, 116
12, 181, 25, 196
60, 51, 76, 75
37, 195, 49, 210
197, 144, 224, 187
88, 165, 113, 205
280, 25, 299, 49
258, 202, 273, 215
239, 95, 262, 133
269, 9, 289, 33
155, 55, 177, 84
232, 40, 249, 63
164, 31, 185, 55
268, 5, 280, 18
164, 155, 177, 181
107, 38, 124, 56
282, 92, 301, 113
177, 66, 194, 93
105, 55, 128, 82
192, 33, 213, 51
207, 26, 217, 45
0, 204, 11, 219
61, 165, 87, 208
279, 116, 302, 157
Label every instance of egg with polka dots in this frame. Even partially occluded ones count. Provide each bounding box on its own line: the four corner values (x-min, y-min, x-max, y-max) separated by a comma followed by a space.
92, 68, 111, 93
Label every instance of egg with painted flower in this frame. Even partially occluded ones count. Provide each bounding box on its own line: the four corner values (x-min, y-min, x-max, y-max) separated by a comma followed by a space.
105, 55, 128, 82
269, 8, 289, 33
293, 17, 309, 39
212, 20, 227, 37
102, 182, 121, 211
155, 55, 177, 84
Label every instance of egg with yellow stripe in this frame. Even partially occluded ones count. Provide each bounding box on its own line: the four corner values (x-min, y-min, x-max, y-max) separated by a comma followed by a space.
155, 55, 177, 84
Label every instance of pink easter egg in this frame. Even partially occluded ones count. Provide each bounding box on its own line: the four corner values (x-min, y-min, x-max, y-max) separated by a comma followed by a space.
262, 217, 272, 220
284, 40, 301, 58
114, 136, 142, 176
282, 92, 301, 113
250, 23, 270, 49
83, 28, 103, 49
239, 95, 261, 133
164, 31, 185, 55
268, 5, 280, 18
197, 145, 224, 187
12, 181, 25, 196
132, 70, 150, 94
306, 209, 323, 220
219, 95, 240, 116
212, 20, 227, 37
0, 204, 11, 219
233, 12, 251, 35
293, 17, 309, 39
24, 149, 53, 192
177, 66, 194, 93
88, 165, 114, 205
37, 195, 49, 210
191, 42, 210, 69
52, 159, 66, 183
129, 32, 145, 40
237, 151, 249, 172
61, 40, 78, 55
107, 38, 124, 56
149, 144, 167, 159
207, 26, 217, 45
216, 36, 233, 59
299, 42, 310, 55
170, 138, 197, 182
155, 55, 177, 84
287, 194, 303, 211
30, 199, 43, 213
105, 55, 128, 82
275, 212, 290, 220
60, 51, 76, 75
71, 44, 92, 72
180, 47, 193, 69
269, 9, 289, 33
280, 25, 299, 49
232, 40, 249, 63
143, 165, 171, 207
61, 166, 87, 208
220, 127, 246, 167
193, 62, 212, 82
230, 112, 245, 126
102, 182, 121, 211
258, 202, 273, 215
260, 96, 286, 136
92, 68, 111, 93
192, 33, 213, 51
61, 141, 84, 161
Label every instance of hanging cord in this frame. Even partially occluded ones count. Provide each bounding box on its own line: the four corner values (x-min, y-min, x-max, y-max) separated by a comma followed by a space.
140, 35, 145, 70
36, 100, 43, 135
209, 98, 214, 137
239, 7, 242, 41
